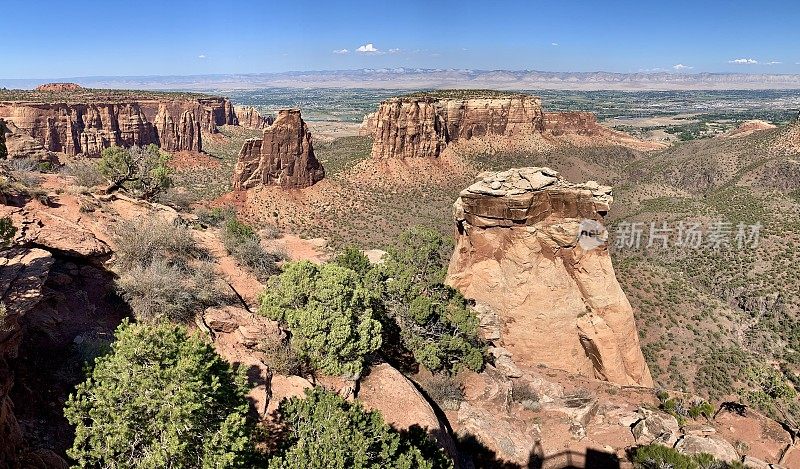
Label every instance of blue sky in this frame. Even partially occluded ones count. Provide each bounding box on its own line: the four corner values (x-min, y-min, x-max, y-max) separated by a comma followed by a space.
2, 0, 799, 78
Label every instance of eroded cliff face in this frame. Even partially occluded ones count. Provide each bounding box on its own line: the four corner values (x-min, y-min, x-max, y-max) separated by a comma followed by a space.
235, 106, 274, 129
446, 167, 653, 387
0, 96, 238, 157
370, 95, 545, 159
232, 109, 325, 189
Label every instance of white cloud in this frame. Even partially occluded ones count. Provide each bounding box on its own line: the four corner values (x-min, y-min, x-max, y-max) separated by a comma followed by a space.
332, 49, 349, 54
551, 42, 559, 46
198, 54, 207, 59
729, 58, 758, 64
356, 43, 379, 53
639, 67, 666, 72
673, 63, 693, 70
765, 61, 782, 65
388, 48, 401, 54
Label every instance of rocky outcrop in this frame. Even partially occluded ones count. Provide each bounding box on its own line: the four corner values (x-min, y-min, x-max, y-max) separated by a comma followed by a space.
1, 119, 52, 161
235, 106, 273, 129
0, 95, 238, 156
369, 94, 544, 159
446, 168, 653, 387
0, 248, 55, 465
543, 112, 603, 136
232, 109, 325, 189
359, 363, 458, 459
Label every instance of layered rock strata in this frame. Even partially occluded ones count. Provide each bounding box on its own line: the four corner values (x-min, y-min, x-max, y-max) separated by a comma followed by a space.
235, 106, 274, 129
369, 94, 544, 159
0, 95, 238, 156
232, 109, 325, 189
446, 167, 653, 387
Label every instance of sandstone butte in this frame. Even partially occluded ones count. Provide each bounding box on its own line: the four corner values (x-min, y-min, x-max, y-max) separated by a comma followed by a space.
232, 109, 325, 189
369, 93, 545, 159
446, 167, 654, 387
0, 88, 240, 157
365, 92, 663, 158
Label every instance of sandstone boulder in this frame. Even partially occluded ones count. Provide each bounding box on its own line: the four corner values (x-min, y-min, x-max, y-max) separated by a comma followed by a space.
630, 409, 680, 446
232, 109, 325, 189
359, 363, 457, 459
203, 306, 284, 417
675, 435, 740, 463
447, 168, 652, 387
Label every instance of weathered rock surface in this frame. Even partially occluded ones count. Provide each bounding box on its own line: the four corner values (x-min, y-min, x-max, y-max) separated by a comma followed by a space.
235, 106, 274, 129
446, 167, 653, 387
203, 306, 284, 417
369, 94, 544, 159
631, 408, 681, 446
359, 363, 457, 459
0, 247, 55, 465
232, 109, 325, 189
675, 434, 740, 462
1, 119, 53, 161
0, 94, 237, 156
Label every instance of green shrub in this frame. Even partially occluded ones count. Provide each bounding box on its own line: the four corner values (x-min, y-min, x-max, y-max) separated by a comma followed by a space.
98, 145, 171, 199
332, 245, 372, 277
631, 444, 744, 469
372, 227, 485, 373
268, 387, 452, 469
0, 216, 15, 247
222, 217, 281, 281
259, 261, 382, 377
197, 206, 236, 227
64, 321, 253, 468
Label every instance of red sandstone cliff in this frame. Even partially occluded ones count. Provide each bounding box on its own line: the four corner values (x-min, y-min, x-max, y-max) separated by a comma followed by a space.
370, 94, 545, 159
0, 95, 238, 156
232, 109, 325, 189
446, 167, 653, 387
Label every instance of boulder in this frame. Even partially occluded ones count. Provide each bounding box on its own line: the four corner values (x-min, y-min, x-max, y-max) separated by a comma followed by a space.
359, 363, 457, 459
266, 375, 313, 416
447, 168, 652, 387
675, 435, 739, 463
630, 409, 680, 446
457, 401, 539, 465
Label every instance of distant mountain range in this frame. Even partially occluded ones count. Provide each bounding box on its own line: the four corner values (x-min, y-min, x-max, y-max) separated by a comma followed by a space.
4, 69, 800, 91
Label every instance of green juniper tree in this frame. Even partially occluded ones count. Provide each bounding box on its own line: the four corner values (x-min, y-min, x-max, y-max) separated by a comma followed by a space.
64, 321, 253, 468
268, 387, 452, 469
259, 261, 382, 377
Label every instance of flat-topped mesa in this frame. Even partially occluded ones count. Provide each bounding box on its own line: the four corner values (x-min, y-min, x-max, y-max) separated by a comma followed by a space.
446, 167, 653, 387
0, 91, 238, 156
235, 106, 274, 129
232, 109, 325, 189
35, 82, 83, 92
369, 92, 544, 159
